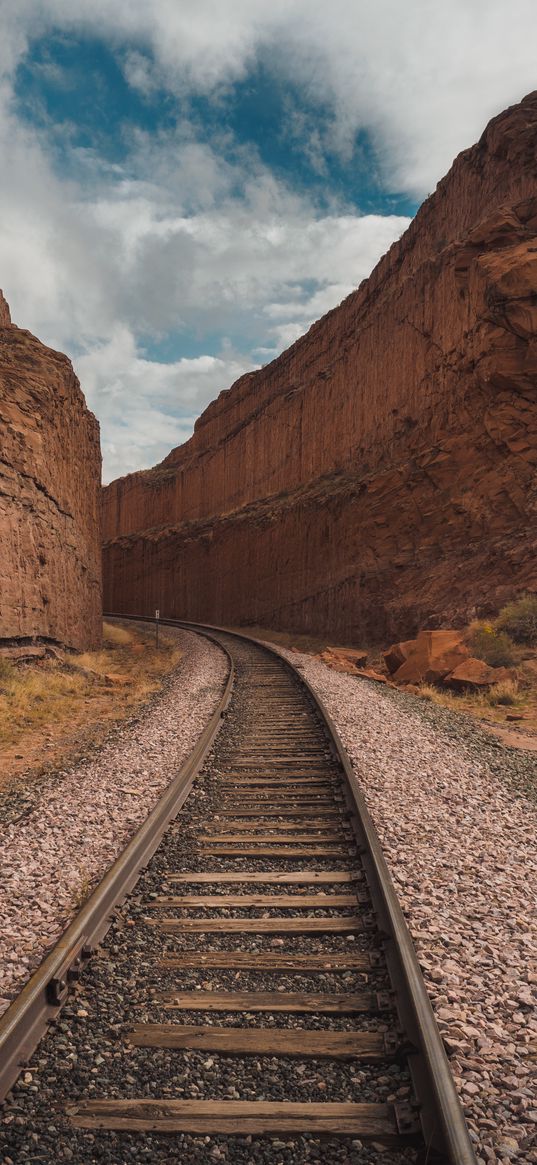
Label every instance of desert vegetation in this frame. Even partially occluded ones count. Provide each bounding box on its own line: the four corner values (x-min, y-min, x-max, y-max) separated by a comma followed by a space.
414, 597, 537, 730
0, 621, 182, 791
495, 592, 537, 645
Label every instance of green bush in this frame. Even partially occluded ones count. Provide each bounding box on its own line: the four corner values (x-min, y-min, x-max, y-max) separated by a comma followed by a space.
496, 594, 537, 646
470, 624, 516, 667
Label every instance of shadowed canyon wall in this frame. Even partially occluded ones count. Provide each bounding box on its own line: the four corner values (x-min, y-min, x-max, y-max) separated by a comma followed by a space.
103, 93, 537, 641
0, 293, 102, 650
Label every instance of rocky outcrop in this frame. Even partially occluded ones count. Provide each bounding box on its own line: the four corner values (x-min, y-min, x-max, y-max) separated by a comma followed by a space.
388, 631, 470, 685
103, 92, 537, 640
0, 295, 102, 650
0, 291, 11, 328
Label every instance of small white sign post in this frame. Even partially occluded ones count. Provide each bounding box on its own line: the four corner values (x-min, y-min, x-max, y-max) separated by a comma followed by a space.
155, 608, 160, 650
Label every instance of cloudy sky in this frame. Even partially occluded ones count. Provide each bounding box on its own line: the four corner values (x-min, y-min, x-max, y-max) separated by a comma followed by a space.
2, 1, 537, 481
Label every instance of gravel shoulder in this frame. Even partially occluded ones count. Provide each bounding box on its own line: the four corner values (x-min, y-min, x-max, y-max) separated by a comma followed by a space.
271, 645, 537, 1165
0, 625, 228, 1015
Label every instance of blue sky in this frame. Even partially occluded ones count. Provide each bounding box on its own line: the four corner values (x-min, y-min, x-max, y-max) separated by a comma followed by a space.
1, 2, 536, 480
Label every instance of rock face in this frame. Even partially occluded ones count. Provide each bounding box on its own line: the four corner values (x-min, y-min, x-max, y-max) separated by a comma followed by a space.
103, 93, 537, 641
0, 296, 102, 650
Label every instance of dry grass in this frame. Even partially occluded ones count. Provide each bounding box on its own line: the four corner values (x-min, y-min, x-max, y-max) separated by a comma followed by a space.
102, 621, 134, 646
0, 620, 182, 789
482, 678, 521, 707
416, 678, 527, 719
416, 684, 462, 711
0, 666, 87, 744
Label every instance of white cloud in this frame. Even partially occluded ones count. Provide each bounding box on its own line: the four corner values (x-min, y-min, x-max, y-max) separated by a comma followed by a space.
76, 326, 253, 480
0, 61, 407, 480
5, 0, 537, 194
2, 1, 536, 482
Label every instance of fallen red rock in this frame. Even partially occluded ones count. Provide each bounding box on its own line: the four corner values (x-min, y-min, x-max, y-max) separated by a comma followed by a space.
354, 667, 388, 685
446, 659, 516, 690
383, 640, 416, 675
319, 647, 368, 673
391, 630, 469, 685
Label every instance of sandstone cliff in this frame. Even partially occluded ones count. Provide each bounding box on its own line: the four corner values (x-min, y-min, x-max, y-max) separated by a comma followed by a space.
1, 296, 102, 650
103, 92, 537, 641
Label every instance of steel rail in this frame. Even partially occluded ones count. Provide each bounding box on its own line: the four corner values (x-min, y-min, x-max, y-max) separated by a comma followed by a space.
114, 614, 476, 1165
0, 627, 234, 1103
1, 611, 477, 1165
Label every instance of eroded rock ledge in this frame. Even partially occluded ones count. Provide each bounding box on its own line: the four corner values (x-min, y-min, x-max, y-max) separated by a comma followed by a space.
0, 296, 102, 650
103, 92, 537, 641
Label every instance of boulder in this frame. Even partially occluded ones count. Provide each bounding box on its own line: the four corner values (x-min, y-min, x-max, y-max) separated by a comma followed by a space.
383, 639, 417, 674
446, 659, 516, 690
319, 647, 368, 674
354, 667, 388, 685
392, 630, 468, 685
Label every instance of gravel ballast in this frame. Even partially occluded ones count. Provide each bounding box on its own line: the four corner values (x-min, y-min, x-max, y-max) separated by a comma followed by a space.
2, 627, 535, 1164
1, 635, 415, 1165
0, 626, 228, 1014
274, 647, 537, 1165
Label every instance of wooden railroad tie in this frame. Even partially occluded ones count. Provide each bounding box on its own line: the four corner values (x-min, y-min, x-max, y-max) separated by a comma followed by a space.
232, 743, 324, 750
126, 1025, 395, 1059
218, 801, 342, 810
198, 845, 351, 857
225, 763, 331, 771
217, 789, 336, 798
228, 752, 330, 760
203, 818, 348, 830
200, 833, 342, 844
219, 789, 341, 797
167, 870, 361, 884
218, 777, 335, 785
148, 893, 363, 908
221, 749, 330, 754
158, 990, 384, 1013
210, 810, 340, 820
148, 915, 365, 933
68, 1098, 401, 1136
208, 800, 342, 807
158, 951, 374, 971
219, 782, 338, 790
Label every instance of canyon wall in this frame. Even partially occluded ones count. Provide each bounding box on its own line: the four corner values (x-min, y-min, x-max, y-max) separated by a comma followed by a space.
103, 93, 537, 641
0, 294, 102, 650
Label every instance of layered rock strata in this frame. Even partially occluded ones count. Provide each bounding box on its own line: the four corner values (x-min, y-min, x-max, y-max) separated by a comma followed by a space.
0, 296, 101, 650
103, 93, 537, 641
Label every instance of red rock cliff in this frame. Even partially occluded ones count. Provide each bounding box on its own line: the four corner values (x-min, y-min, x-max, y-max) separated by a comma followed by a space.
103, 93, 537, 641
1, 297, 102, 650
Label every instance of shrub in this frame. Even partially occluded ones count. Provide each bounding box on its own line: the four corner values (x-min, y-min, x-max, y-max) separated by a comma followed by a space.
485, 679, 521, 707
496, 594, 537, 646
469, 623, 517, 667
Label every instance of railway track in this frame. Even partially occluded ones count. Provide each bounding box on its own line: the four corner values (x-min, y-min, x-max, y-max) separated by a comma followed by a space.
0, 621, 477, 1164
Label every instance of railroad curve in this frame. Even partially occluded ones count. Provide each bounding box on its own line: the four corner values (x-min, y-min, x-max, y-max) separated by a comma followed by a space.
0, 620, 476, 1165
